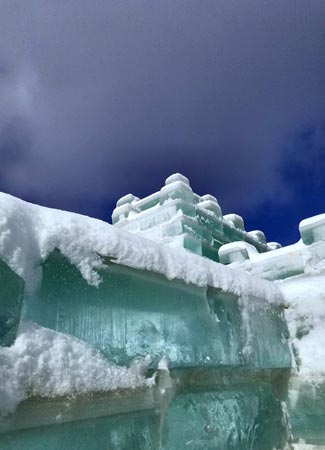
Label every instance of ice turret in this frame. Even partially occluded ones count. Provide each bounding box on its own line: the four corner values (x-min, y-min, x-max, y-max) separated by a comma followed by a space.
112, 173, 273, 262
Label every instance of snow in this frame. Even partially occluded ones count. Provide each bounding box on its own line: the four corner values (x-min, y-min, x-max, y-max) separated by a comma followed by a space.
223, 213, 245, 230
278, 273, 325, 380
247, 230, 266, 244
292, 442, 325, 450
0, 322, 154, 416
165, 173, 190, 186
219, 241, 258, 259
299, 213, 325, 230
278, 272, 325, 418
0, 192, 282, 303
299, 214, 325, 245
157, 356, 169, 371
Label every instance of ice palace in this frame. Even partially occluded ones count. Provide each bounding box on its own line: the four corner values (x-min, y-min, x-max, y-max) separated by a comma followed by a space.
0, 173, 324, 449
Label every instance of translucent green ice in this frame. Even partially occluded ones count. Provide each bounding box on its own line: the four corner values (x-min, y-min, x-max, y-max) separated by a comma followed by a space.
0, 368, 290, 450
0, 247, 291, 449
0, 260, 24, 347
1, 183, 324, 449
21, 251, 290, 370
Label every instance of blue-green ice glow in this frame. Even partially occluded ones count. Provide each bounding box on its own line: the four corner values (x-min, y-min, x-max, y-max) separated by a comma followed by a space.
0, 181, 324, 449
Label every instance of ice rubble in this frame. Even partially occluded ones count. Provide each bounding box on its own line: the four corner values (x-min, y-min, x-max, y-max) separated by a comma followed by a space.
0, 322, 154, 416
0, 192, 282, 303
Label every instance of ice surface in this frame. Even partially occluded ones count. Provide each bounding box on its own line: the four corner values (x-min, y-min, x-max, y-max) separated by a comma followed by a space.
0, 367, 290, 450
162, 370, 287, 450
277, 273, 325, 444
299, 214, 325, 245
293, 444, 325, 450
164, 173, 190, 186
116, 193, 140, 207
19, 251, 290, 369
223, 213, 245, 231
0, 321, 154, 416
278, 274, 325, 378
248, 230, 267, 244
219, 241, 258, 264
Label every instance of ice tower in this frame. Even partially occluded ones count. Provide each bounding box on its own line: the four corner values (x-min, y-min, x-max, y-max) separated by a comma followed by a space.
112, 173, 275, 261
0, 175, 324, 449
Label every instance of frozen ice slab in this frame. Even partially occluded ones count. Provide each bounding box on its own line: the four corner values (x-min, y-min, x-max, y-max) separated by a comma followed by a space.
21, 250, 290, 369
0, 389, 160, 450
288, 377, 325, 446
0, 260, 24, 347
162, 373, 288, 450
299, 214, 325, 245
0, 367, 290, 450
219, 242, 258, 264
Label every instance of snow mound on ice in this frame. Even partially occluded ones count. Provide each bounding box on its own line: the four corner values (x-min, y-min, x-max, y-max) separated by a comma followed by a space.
0, 322, 154, 415
0, 192, 282, 303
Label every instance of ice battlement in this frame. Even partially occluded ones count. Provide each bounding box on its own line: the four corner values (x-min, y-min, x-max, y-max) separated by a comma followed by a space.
112, 172, 276, 262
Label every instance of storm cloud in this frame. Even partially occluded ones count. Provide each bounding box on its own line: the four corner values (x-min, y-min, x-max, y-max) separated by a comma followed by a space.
0, 1, 324, 241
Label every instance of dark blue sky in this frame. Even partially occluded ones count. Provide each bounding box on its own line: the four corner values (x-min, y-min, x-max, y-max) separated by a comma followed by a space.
0, 1, 324, 246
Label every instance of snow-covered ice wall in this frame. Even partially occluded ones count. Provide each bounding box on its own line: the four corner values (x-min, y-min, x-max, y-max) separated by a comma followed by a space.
219, 216, 325, 447
0, 181, 320, 450
0, 175, 325, 450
